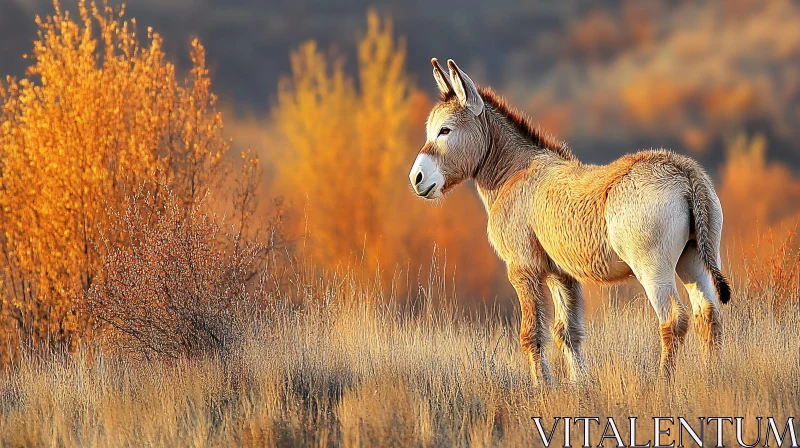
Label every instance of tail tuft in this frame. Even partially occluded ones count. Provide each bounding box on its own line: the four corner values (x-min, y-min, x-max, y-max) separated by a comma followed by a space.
682, 159, 731, 305
713, 270, 731, 304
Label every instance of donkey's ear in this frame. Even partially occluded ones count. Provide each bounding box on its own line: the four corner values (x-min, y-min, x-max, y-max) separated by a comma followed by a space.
447, 59, 484, 116
431, 58, 453, 97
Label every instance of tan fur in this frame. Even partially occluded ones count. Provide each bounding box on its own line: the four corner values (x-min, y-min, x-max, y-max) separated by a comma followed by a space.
547, 274, 587, 381
660, 299, 691, 379
412, 59, 730, 383
659, 322, 678, 378
695, 302, 722, 353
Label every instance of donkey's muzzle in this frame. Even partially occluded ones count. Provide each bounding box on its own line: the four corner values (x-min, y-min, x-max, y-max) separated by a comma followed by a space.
409, 153, 444, 199
409, 166, 435, 198
410, 169, 431, 197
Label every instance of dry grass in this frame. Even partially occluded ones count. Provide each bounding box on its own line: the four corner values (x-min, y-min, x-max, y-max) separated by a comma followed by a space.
1, 263, 797, 447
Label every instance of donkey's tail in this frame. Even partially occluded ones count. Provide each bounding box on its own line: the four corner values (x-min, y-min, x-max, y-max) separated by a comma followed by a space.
685, 165, 731, 304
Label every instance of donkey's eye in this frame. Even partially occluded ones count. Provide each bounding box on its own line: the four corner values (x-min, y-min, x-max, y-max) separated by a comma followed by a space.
438, 127, 451, 137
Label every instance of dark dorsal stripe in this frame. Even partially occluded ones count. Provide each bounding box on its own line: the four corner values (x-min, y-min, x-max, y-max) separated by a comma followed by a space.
477, 87, 574, 160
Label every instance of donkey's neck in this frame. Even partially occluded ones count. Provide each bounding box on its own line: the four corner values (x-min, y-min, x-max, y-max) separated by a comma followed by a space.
473, 107, 572, 211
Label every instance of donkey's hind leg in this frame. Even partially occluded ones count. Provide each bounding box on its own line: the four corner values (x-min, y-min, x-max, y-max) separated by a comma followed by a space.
609, 191, 691, 379
621, 236, 690, 378
613, 225, 690, 378
638, 276, 689, 379
547, 273, 588, 382
677, 241, 722, 353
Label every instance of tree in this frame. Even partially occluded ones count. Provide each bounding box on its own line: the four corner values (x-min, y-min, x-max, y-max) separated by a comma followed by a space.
275, 10, 413, 268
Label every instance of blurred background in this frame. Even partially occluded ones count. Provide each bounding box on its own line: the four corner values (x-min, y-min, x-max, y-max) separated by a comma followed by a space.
3, 0, 800, 306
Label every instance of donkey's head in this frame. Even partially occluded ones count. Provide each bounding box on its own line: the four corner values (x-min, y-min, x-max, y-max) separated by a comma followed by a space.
409, 59, 488, 199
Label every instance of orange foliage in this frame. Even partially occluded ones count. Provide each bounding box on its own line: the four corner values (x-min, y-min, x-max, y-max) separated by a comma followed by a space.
568, 10, 623, 57
713, 133, 800, 311
530, 0, 800, 152
567, 4, 657, 58
681, 127, 709, 153
0, 1, 243, 354
717, 134, 800, 262
701, 82, 756, 121
621, 76, 694, 126
536, 103, 573, 142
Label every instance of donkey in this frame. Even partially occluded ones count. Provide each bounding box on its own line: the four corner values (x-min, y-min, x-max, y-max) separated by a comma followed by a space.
409, 58, 731, 385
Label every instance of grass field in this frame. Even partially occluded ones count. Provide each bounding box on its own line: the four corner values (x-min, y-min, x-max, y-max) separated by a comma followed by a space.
1, 264, 797, 447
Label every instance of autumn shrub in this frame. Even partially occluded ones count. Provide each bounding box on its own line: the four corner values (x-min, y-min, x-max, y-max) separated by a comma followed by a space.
86, 185, 264, 359
0, 1, 257, 357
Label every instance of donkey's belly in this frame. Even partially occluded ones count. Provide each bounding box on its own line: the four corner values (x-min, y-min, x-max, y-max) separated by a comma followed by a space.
537, 226, 633, 283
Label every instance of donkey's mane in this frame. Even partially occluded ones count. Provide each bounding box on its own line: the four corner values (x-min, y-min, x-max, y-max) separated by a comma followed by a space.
476, 87, 574, 161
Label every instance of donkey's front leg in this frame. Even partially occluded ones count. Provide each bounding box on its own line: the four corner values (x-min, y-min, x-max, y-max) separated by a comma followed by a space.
508, 265, 553, 387
546, 273, 588, 382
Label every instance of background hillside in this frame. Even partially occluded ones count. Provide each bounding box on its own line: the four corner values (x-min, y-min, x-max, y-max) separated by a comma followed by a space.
4, 0, 800, 166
